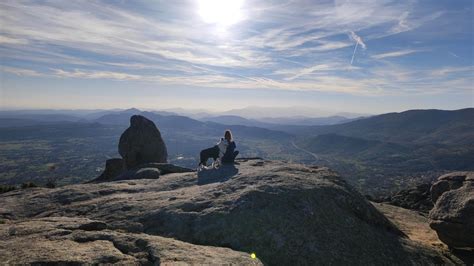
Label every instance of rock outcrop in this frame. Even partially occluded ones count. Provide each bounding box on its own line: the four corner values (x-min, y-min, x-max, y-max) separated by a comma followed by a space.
92, 115, 193, 183
373, 202, 468, 264
376, 183, 433, 212
0, 217, 260, 265
0, 159, 457, 265
431, 172, 473, 202
429, 172, 474, 249
92, 162, 193, 183
119, 115, 168, 168
95, 158, 125, 181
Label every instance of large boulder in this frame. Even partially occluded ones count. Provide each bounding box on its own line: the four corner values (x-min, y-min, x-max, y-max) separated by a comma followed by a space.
0, 159, 456, 265
429, 172, 474, 249
431, 172, 473, 202
119, 115, 168, 168
90, 115, 191, 183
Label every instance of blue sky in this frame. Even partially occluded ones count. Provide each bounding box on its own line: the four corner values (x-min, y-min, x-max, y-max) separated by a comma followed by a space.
0, 0, 473, 114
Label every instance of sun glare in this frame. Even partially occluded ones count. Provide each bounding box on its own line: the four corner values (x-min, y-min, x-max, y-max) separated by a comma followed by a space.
198, 0, 244, 27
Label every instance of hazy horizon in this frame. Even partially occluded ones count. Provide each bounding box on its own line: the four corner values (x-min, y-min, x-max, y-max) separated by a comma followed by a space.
2, 105, 473, 120
1, 0, 473, 113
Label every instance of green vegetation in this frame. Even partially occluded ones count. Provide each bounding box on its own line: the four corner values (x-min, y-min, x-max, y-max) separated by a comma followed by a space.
1, 109, 472, 197
45, 179, 57, 188
0, 122, 300, 186
21, 182, 38, 189
0, 184, 16, 194
295, 109, 474, 196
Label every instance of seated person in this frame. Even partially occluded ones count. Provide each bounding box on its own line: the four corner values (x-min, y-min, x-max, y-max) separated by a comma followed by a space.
221, 130, 239, 164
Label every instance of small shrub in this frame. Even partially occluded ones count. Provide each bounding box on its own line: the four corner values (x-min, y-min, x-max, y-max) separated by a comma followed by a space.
21, 182, 38, 189
45, 179, 57, 189
0, 185, 16, 194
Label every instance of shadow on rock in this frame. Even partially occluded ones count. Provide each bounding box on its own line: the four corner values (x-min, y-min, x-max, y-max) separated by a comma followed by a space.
197, 164, 239, 185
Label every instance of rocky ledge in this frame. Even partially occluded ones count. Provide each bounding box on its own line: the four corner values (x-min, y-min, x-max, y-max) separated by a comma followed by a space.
0, 217, 260, 265
0, 158, 459, 265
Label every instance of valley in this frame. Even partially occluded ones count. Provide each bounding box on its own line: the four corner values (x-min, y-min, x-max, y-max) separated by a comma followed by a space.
1, 108, 473, 196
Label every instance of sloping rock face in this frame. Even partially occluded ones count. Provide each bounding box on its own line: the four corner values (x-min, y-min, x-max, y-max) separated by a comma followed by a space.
373, 203, 468, 265
429, 172, 474, 249
119, 115, 168, 168
0, 159, 455, 265
0, 217, 260, 265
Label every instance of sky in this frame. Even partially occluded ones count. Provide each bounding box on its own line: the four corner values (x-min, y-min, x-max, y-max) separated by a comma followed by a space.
0, 0, 473, 115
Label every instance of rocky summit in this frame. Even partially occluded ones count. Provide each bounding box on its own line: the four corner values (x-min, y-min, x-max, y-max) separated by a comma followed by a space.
429, 172, 474, 250
0, 158, 459, 265
91, 115, 190, 183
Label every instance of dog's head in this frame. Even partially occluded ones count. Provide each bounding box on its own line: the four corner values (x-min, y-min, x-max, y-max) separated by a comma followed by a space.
217, 139, 228, 154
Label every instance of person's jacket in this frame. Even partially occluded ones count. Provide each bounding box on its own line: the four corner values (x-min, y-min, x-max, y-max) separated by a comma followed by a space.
221, 141, 236, 162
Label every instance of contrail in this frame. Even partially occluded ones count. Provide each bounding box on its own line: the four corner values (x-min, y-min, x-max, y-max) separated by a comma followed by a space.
349, 31, 366, 65
350, 41, 358, 65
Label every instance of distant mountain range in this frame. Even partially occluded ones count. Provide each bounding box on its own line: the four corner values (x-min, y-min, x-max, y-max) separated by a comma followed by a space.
0, 107, 472, 196
214, 106, 367, 119
201, 115, 359, 127
0, 108, 360, 128
91, 110, 291, 140
293, 108, 474, 194
293, 108, 474, 145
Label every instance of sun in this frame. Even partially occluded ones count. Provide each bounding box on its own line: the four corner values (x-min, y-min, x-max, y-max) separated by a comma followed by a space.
198, 0, 244, 27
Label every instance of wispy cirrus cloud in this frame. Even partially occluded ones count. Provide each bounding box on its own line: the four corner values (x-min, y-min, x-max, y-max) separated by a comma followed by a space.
1, 66, 44, 77
0, 36, 28, 45
429, 66, 474, 76
372, 49, 425, 59
51, 69, 142, 81
0, 0, 472, 105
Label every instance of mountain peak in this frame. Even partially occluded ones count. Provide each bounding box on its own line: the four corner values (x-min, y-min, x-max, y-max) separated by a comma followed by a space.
0, 158, 457, 264
122, 108, 141, 113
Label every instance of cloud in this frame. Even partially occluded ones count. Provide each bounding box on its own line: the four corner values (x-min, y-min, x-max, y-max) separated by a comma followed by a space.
5, 63, 471, 98
349, 31, 366, 65
388, 11, 444, 36
1, 66, 43, 77
448, 52, 460, 58
349, 31, 367, 49
0, 0, 470, 99
429, 66, 474, 76
0, 1, 270, 69
0, 36, 28, 45
51, 69, 142, 80
372, 49, 425, 59
273, 63, 359, 80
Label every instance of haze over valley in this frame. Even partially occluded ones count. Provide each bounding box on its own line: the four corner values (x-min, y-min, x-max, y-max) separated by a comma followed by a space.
1, 107, 472, 196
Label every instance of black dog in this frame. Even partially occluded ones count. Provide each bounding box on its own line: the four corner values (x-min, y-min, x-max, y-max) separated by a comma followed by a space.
199, 145, 220, 167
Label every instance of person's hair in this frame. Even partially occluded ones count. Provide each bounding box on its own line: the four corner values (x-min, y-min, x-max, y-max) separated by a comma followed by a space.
224, 130, 233, 141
